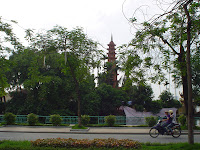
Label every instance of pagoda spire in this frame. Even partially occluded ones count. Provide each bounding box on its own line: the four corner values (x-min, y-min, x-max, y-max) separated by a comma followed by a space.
107, 36, 118, 88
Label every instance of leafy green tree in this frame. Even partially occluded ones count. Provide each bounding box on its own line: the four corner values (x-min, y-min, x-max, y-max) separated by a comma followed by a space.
0, 17, 23, 97
95, 83, 128, 115
39, 26, 102, 125
191, 50, 200, 106
129, 1, 200, 118
6, 47, 76, 115
150, 100, 162, 114
159, 90, 182, 108
98, 61, 119, 87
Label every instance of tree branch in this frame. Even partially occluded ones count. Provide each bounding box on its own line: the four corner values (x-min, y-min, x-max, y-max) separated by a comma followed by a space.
159, 36, 179, 55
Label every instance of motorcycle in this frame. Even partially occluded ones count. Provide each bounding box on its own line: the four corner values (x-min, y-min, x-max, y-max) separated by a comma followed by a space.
149, 119, 181, 138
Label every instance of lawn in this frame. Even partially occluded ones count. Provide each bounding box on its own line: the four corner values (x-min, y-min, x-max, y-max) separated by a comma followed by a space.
0, 141, 200, 150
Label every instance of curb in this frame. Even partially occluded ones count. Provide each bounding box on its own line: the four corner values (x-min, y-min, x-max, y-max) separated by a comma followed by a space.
0, 130, 199, 135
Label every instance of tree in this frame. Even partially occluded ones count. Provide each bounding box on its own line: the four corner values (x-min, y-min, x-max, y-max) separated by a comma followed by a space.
183, 0, 195, 144
128, 0, 199, 144
191, 50, 200, 106
159, 90, 182, 108
45, 26, 101, 126
0, 17, 23, 97
123, 83, 154, 112
98, 61, 119, 87
95, 83, 128, 115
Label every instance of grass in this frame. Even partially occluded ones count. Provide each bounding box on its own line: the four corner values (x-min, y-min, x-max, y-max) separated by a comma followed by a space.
181, 125, 200, 130
142, 143, 200, 150
71, 124, 88, 129
0, 141, 200, 150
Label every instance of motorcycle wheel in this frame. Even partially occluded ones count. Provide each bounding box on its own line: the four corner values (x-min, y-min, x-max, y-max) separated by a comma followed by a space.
149, 128, 159, 138
172, 127, 181, 138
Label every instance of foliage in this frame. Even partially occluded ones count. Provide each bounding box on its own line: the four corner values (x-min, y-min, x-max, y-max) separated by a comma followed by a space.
0, 101, 5, 114
191, 50, 200, 106
104, 115, 116, 127
178, 114, 187, 126
145, 116, 157, 127
50, 114, 62, 126
31, 138, 141, 149
1, 140, 200, 150
71, 124, 88, 129
95, 83, 128, 116
0, 58, 10, 97
3, 112, 16, 125
27, 113, 38, 126
159, 90, 182, 108
0, 18, 23, 97
98, 61, 119, 87
122, 83, 154, 112
81, 115, 90, 126
128, 1, 200, 117
6, 48, 76, 116
150, 100, 162, 114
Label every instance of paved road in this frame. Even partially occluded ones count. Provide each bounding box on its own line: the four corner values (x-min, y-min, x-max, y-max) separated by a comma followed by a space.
0, 132, 200, 143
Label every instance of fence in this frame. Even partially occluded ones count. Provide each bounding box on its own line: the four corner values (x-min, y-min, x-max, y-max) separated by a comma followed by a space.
0, 115, 200, 126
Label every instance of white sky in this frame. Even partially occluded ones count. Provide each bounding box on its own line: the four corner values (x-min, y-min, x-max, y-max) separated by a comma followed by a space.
0, 0, 181, 99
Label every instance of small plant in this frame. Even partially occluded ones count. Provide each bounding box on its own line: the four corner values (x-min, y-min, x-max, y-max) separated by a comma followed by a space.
50, 114, 62, 126
72, 124, 88, 129
27, 113, 38, 126
145, 116, 157, 127
178, 114, 186, 126
105, 115, 116, 126
3, 112, 16, 125
81, 115, 90, 126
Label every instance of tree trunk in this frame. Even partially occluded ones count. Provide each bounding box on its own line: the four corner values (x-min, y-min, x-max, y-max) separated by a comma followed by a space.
184, 0, 194, 144
178, 51, 188, 115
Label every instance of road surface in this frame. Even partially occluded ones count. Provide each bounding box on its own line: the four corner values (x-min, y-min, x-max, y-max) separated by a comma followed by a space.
0, 132, 199, 143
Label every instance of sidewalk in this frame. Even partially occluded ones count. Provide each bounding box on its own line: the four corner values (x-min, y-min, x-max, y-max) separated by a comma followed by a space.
0, 126, 199, 134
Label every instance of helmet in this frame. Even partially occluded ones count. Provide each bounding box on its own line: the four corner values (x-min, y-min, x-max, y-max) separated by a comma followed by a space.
169, 110, 173, 113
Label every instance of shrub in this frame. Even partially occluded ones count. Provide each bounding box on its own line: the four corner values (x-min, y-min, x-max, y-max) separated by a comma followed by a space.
81, 115, 90, 126
105, 115, 116, 126
50, 114, 62, 126
178, 114, 186, 126
145, 116, 157, 127
31, 138, 141, 149
3, 112, 16, 125
27, 113, 38, 126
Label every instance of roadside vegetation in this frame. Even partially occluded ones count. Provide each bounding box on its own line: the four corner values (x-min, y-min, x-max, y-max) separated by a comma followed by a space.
0, 140, 200, 150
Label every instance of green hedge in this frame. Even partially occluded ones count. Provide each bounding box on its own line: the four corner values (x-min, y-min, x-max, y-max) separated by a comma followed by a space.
3, 112, 16, 125
104, 115, 116, 127
50, 114, 62, 126
27, 113, 38, 126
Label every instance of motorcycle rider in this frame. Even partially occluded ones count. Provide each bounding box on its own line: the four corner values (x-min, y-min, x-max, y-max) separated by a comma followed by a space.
167, 110, 175, 134
161, 110, 172, 134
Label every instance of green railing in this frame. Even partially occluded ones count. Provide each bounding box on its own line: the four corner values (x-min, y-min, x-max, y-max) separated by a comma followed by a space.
0, 115, 126, 125
0, 115, 199, 126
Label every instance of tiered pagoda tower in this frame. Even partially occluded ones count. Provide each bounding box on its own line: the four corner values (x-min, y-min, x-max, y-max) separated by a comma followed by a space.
107, 35, 118, 88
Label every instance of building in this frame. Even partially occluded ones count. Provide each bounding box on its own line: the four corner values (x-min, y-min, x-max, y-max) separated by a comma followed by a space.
107, 36, 118, 88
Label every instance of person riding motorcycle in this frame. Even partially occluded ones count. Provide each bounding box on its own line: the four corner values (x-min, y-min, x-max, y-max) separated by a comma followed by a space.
167, 110, 175, 134
161, 110, 172, 134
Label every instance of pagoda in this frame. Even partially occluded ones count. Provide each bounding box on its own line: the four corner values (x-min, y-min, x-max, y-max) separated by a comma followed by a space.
107, 35, 118, 88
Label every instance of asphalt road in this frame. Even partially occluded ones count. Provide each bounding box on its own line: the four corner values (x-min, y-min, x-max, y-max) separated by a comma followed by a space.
0, 132, 200, 143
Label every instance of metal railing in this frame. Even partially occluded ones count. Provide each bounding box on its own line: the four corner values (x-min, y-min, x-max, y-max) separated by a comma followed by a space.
0, 115, 199, 126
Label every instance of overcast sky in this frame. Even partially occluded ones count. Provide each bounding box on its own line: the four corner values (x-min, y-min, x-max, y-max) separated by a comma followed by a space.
0, 0, 180, 99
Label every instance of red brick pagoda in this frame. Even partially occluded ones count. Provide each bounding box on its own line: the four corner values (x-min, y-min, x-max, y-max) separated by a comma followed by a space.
107, 35, 118, 88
